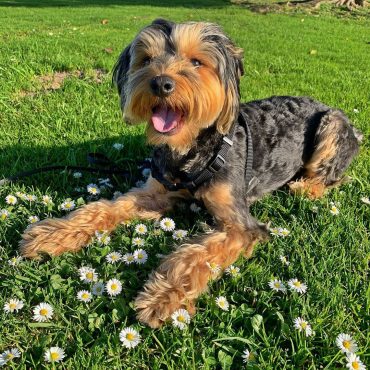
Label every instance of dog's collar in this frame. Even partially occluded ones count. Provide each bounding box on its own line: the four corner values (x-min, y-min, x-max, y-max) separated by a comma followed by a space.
151, 112, 253, 192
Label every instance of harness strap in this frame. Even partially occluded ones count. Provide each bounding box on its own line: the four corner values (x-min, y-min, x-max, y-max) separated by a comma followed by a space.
152, 111, 254, 192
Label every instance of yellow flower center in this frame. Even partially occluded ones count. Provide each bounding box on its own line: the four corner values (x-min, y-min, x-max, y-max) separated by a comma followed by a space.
219, 301, 225, 307
343, 340, 351, 349
40, 309, 48, 316
50, 352, 60, 361
127, 256, 134, 261
126, 333, 135, 341
293, 281, 302, 287
82, 293, 89, 300
138, 254, 143, 259
86, 272, 94, 280
111, 284, 117, 290
111, 255, 118, 260
9, 303, 17, 310
5, 353, 14, 360
177, 315, 185, 322
274, 282, 281, 288
352, 362, 359, 370
300, 322, 307, 329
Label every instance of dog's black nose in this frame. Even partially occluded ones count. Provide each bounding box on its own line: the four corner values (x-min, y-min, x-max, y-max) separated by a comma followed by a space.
150, 75, 175, 97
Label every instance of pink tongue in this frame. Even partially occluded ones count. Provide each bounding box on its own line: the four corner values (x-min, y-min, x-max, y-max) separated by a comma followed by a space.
151, 106, 181, 133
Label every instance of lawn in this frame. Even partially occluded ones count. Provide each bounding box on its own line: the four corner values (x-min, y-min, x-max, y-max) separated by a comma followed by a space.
0, 0, 369, 369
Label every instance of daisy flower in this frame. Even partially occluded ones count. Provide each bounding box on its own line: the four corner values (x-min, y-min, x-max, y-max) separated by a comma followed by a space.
242, 348, 255, 363
77, 290, 93, 302
25, 194, 37, 202
113, 143, 124, 150
87, 183, 100, 195
216, 296, 229, 311
361, 197, 370, 205
106, 278, 122, 296
160, 217, 176, 231
173, 229, 188, 240
206, 262, 221, 274
5, 195, 17, 205
122, 253, 135, 265
41, 195, 53, 205
336, 333, 359, 354
268, 279, 286, 292
346, 353, 366, 370
4, 298, 24, 313
135, 223, 148, 235
44, 347, 65, 363
0, 348, 21, 365
225, 265, 240, 277
330, 204, 340, 215
171, 309, 191, 330
92, 282, 105, 296
134, 249, 148, 264
0, 209, 10, 221
153, 229, 162, 237
28, 215, 40, 224
73, 171, 82, 178
33, 303, 54, 322
78, 266, 98, 283
132, 237, 145, 247
293, 317, 313, 337
270, 227, 280, 236
60, 199, 76, 211
95, 230, 111, 245
106, 251, 122, 264
119, 327, 141, 348
288, 278, 307, 294
279, 228, 290, 237
190, 203, 201, 213
279, 255, 290, 266
311, 205, 319, 213
8, 256, 22, 266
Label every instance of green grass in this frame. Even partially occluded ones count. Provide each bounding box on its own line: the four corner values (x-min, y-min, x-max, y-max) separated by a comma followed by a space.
0, 1, 369, 369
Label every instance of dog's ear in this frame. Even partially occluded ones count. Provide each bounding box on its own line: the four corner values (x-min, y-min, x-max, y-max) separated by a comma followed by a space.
216, 43, 244, 135
151, 18, 175, 35
112, 43, 132, 100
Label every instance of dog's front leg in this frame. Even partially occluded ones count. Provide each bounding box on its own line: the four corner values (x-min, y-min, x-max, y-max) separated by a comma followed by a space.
20, 178, 182, 258
135, 182, 268, 328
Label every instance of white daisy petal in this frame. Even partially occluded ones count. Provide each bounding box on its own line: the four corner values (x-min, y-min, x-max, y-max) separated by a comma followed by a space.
119, 327, 141, 348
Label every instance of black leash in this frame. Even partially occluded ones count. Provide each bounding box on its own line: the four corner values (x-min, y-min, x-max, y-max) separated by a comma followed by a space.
0, 153, 132, 187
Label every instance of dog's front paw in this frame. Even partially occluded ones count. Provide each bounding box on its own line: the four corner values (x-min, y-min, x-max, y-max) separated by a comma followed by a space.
135, 271, 195, 328
20, 218, 89, 258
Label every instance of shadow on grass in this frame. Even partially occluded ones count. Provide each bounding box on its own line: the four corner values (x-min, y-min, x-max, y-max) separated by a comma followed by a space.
0, 134, 149, 195
0, 0, 230, 8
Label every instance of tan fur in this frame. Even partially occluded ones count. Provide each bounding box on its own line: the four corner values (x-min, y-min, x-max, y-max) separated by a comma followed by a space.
20, 178, 188, 258
123, 23, 229, 155
304, 112, 341, 180
135, 182, 262, 328
288, 179, 327, 199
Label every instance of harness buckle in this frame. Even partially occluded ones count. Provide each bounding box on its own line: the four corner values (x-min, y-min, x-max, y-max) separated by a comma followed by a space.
209, 154, 225, 173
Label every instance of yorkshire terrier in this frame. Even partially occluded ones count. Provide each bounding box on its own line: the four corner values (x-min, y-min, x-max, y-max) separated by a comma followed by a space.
20, 19, 362, 328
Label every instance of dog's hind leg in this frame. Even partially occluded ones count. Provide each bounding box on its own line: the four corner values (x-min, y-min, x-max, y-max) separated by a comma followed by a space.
289, 110, 362, 199
20, 178, 183, 258
135, 182, 268, 328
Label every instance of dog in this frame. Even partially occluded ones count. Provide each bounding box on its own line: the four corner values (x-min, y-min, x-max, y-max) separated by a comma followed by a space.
20, 19, 362, 328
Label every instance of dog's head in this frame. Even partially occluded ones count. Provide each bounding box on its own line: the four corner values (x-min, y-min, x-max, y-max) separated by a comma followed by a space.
113, 19, 244, 153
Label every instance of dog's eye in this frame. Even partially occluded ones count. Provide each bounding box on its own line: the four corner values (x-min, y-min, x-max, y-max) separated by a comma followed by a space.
191, 59, 202, 67
142, 57, 151, 66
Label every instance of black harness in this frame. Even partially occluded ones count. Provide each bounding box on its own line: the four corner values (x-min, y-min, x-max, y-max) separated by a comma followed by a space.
151, 111, 254, 192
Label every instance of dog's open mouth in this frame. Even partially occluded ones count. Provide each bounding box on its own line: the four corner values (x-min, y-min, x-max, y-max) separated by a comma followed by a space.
151, 106, 184, 135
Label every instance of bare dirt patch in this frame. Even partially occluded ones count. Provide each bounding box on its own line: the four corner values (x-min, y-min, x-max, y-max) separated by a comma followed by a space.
17, 68, 108, 98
